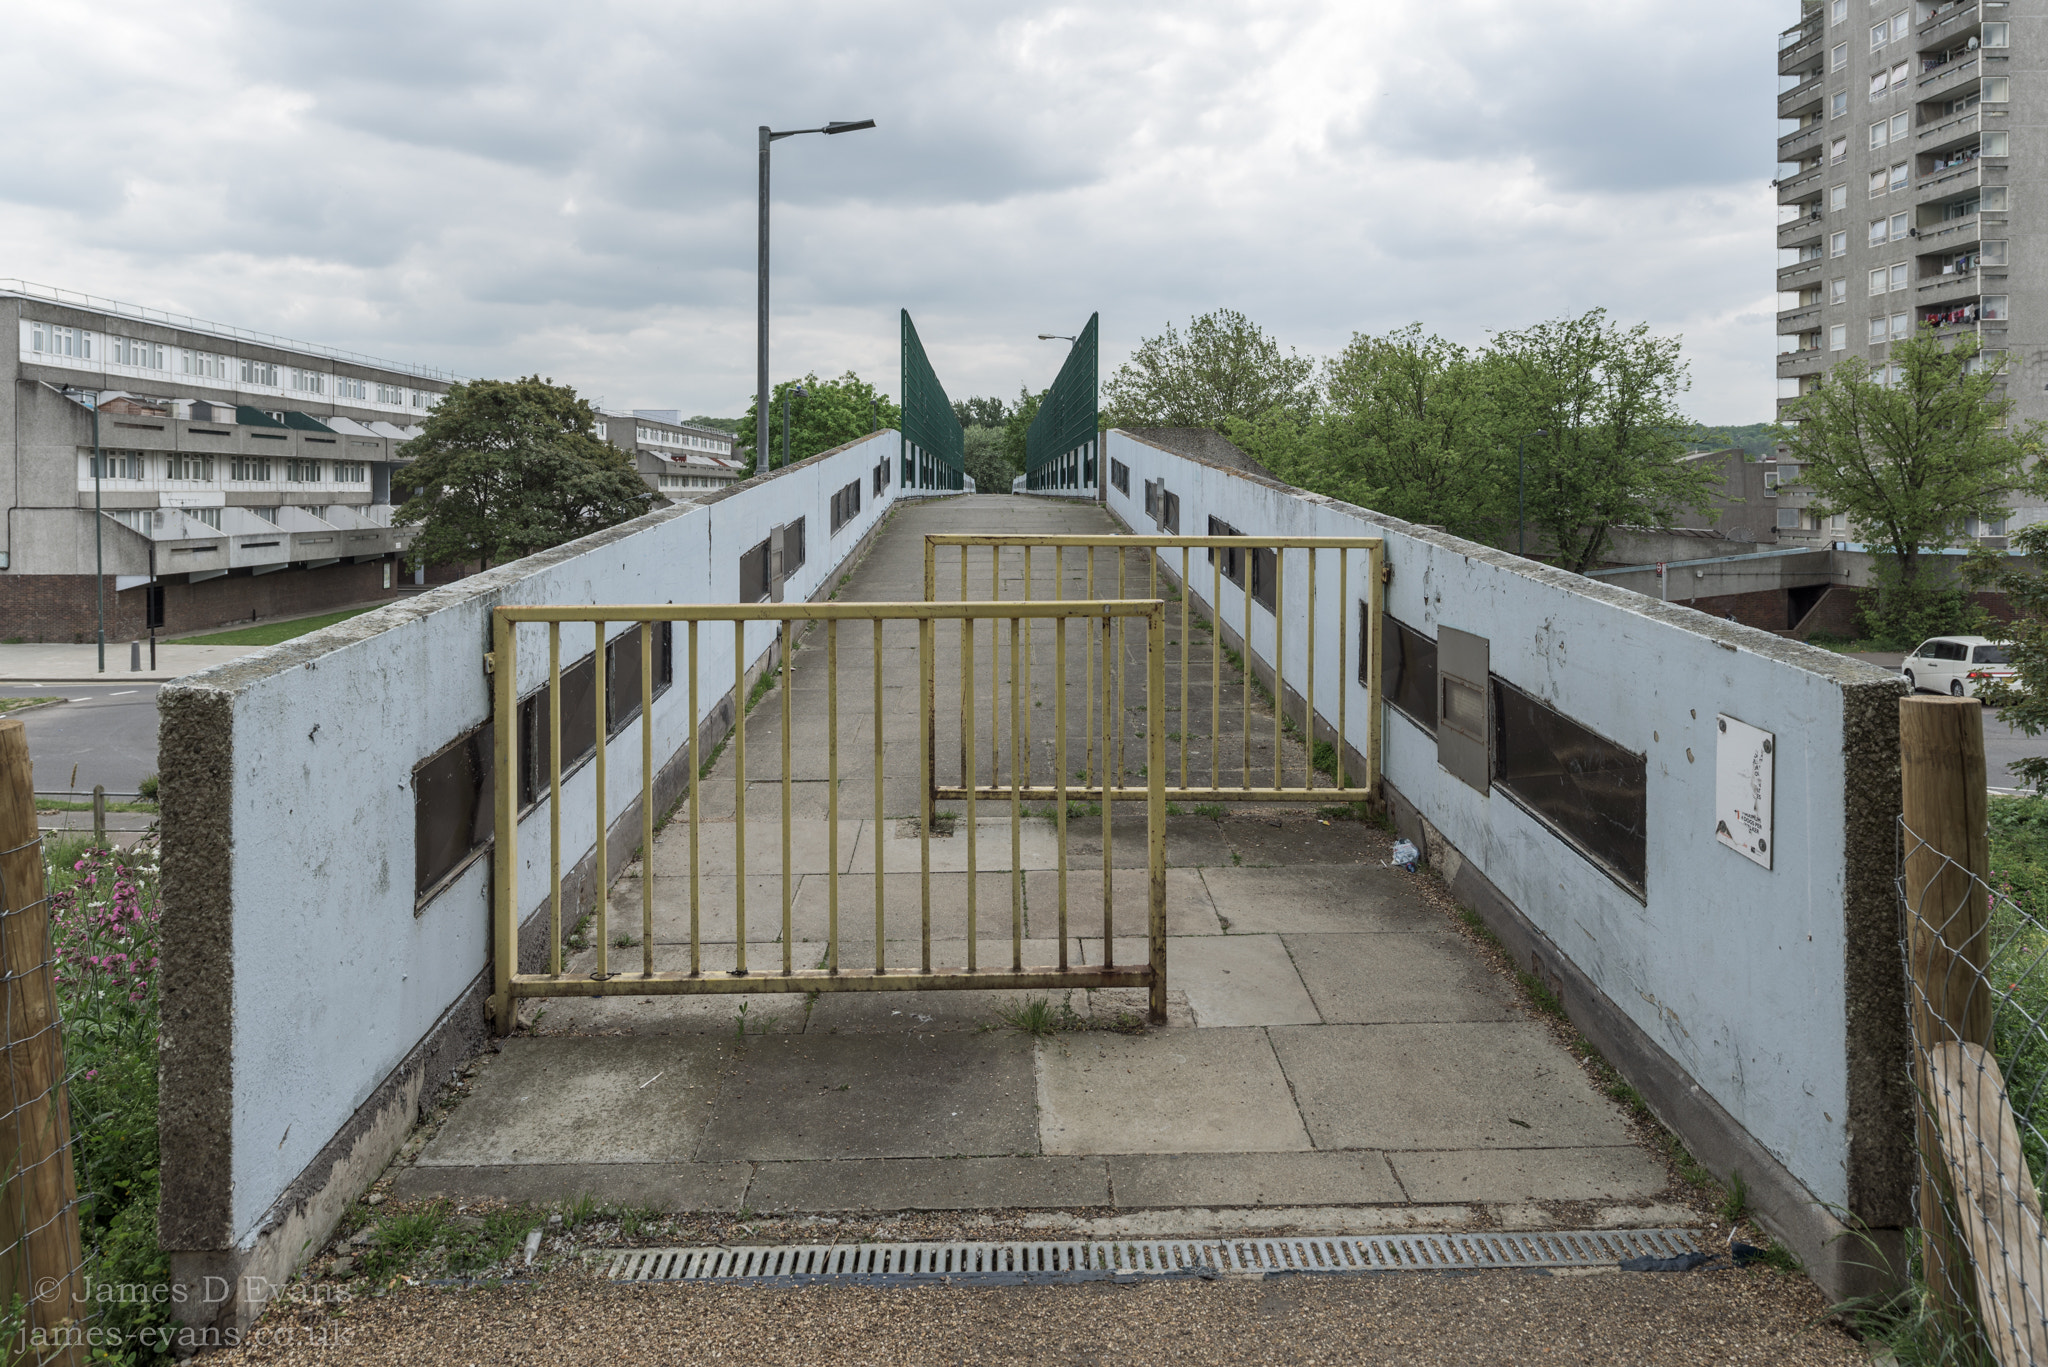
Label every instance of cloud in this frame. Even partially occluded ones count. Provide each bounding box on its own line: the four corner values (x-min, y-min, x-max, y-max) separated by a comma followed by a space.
0, 0, 1781, 422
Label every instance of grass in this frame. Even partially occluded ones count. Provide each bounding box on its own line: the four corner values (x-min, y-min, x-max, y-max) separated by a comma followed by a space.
171, 604, 381, 646
1984, 795, 2048, 1187
0, 695, 64, 715
986, 993, 1145, 1038
1193, 804, 1226, 820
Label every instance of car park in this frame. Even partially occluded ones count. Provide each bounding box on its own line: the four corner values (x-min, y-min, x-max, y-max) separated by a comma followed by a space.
1902, 635, 2020, 700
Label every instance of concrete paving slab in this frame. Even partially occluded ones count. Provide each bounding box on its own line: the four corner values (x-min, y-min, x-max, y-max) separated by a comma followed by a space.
1037, 1028, 1312, 1155
1268, 1022, 1635, 1151
1284, 932, 1518, 1024
392, 1160, 751, 1211
646, 820, 863, 877
789, 870, 1039, 946
694, 780, 842, 822
1199, 864, 1441, 935
1107, 1151, 1403, 1208
1083, 987, 1198, 1030
605, 873, 795, 946
417, 1036, 729, 1166
850, 815, 1062, 873
696, 1031, 1038, 1161
746, 1156, 1110, 1213
1218, 816, 1395, 867
1159, 934, 1322, 1027
524, 976, 813, 1036
1389, 1146, 1668, 1203
1022, 867, 1222, 937
1060, 815, 1236, 869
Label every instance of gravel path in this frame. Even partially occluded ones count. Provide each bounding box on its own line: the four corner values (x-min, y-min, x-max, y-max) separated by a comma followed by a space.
211, 1265, 1863, 1365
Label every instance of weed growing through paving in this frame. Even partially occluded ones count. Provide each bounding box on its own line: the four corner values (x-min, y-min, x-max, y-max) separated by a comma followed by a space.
1193, 804, 1226, 820
1720, 1170, 1750, 1224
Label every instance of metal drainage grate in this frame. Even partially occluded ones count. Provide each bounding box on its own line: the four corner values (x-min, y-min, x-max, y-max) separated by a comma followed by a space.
596, 1228, 1702, 1287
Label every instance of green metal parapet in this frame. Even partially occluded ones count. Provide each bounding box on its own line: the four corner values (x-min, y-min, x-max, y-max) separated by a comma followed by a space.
900, 309, 965, 491
1025, 312, 1098, 493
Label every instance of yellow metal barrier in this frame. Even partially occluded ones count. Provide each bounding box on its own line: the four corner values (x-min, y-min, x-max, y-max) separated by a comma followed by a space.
488, 599, 1169, 1034
923, 535, 1385, 805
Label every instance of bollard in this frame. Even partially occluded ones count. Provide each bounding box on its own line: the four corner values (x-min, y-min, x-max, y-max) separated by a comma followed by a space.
0, 721, 87, 1363
130, 640, 141, 672
91, 784, 105, 847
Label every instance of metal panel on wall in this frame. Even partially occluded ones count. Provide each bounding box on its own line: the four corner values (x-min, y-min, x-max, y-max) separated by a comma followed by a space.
1436, 625, 1489, 794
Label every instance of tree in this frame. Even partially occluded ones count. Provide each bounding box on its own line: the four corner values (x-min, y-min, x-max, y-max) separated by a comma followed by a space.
1781, 329, 2046, 596
1102, 309, 1316, 429
735, 371, 900, 477
1001, 386, 1045, 476
952, 395, 1010, 429
393, 376, 654, 571
961, 425, 1014, 493
1484, 310, 1713, 571
1228, 324, 1501, 541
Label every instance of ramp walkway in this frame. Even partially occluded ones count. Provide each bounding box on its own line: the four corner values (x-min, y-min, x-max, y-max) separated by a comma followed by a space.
396, 496, 1680, 1229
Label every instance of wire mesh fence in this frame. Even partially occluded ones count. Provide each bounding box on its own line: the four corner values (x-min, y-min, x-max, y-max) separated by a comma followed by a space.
1900, 811, 2048, 1366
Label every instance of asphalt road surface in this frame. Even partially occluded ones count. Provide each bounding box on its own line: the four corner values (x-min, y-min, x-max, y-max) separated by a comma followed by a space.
0, 684, 159, 795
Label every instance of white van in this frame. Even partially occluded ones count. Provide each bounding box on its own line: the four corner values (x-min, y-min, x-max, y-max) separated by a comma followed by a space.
1901, 635, 2019, 699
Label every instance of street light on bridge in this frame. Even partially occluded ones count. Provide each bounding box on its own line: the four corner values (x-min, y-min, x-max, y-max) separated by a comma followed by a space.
757, 118, 876, 472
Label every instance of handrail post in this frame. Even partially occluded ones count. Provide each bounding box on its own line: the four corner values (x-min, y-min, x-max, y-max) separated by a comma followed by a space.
1901, 694, 1992, 1329
490, 609, 517, 1036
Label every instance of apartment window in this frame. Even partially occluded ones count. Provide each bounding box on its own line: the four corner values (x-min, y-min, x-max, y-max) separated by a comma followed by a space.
1983, 295, 2009, 322
1868, 168, 1887, 199
1890, 112, 1908, 142
1832, 91, 1849, 119
1764, 467, 1780, 490
1492, 677, 1647, 898
1831, 231, 1848, 257
1830, 323, 1847, 350
1984, 77, 2011, 103
1891, 312, 1910, 340
285, 457, 322, 482
240, 359, 279, 386
1869, 120, 1889, 151
1379, 614, 1437, 733
1868, 70, 1887, 99
1869, 218, 1889, 246
1827, 183, 1846, 212
89, 450, 146, 479
1891, 60, 1909, 91
1831, 277, 1847, 304
166, 453, 214, 482
375, 383, 403, 404
1830, 0, 1845, 21
336, 376, 367, 401
1983, 21, 2009, 47
1869, 317, 1889, 344
335, 461, 367, 483
411, 391, 428, 409
1891, 211, 1908, 239
230, 455, 272, 482
180, 349, 227, 379
1870, 17, 1889, 47
1777, 508, 1801, 529
1869, 267, 1888, 296
1110, 458, 1130, 495
1984, 240, 2009, 266
29, 323, 90, 359
1207, 515, 1246, 587
109, 337, 166, 369
1890, 262, 1908, 291
1831, 137, 1848, 164
1831, 41, 1847, 69
1891, 161, 1908, 192
287, 368, 323, 394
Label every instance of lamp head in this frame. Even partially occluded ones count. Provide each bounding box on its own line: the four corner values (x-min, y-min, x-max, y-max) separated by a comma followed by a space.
824, 119, 876, 134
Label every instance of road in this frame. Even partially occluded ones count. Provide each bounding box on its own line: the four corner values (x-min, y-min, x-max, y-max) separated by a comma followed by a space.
0, 684, 159, 795
1848, 650, 2048, 790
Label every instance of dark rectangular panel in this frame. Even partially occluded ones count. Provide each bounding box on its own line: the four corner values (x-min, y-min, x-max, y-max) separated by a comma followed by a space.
1377, 611, 1437, 733
1436, 625, 1489, 793
740, 538, 770, 603
1207, 517, 1245, 587
1251, 546, 1277, 612
1492, 677, 1648, 896
415, 723, 493, 897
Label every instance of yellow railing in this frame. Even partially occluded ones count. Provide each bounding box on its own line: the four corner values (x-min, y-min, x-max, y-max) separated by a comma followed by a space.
923, 535, 1385, 804
488, 599, 1169, 1033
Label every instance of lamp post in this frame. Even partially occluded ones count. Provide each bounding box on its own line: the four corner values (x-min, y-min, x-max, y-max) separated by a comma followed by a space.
1518, 428, 1548, 558
91, 391, 105, 673
758, 117, 875, 472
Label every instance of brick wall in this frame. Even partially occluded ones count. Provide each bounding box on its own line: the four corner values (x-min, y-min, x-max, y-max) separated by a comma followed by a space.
0, 559, 422, 642
1675, 586, 1789, 631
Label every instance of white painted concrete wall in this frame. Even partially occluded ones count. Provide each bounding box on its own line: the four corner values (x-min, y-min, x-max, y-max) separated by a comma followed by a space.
201, 431, 900, 1246
1103, 428, 1873, 1212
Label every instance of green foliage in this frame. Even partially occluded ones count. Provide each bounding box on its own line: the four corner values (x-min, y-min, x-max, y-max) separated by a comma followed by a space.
1222, 312, 1711, 568
1683, 422, 1780, 458
1001, 387, 1045, 475
736, 372, 899, 477
134, 774, 158, 803
952, 395, 1011, 429
1103, 309, 1316, 429
393, 376, 654, 570
990, 994, 1087, 1038
361, 1207, 448, 1282
1782, 328, 2047, 588
686, 415, 741, 435
1971, 527, 2048, 790
962, 424, 1015, 493
1986, 796, 2048, 1186
445, 1208, 545, 1275
1720, 1169, 1750, 1223
1857, 554, 1989, 649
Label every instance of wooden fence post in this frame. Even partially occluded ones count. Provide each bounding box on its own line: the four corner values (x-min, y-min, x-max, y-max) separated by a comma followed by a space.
0, 720, 85, 1363
1900, 694, 1993, 1332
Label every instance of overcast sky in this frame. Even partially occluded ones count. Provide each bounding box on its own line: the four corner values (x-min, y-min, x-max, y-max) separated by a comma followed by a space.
1, 0, 1783, 424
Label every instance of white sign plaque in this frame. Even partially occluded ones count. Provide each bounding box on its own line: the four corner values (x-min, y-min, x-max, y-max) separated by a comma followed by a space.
1715, 713, 1774, 869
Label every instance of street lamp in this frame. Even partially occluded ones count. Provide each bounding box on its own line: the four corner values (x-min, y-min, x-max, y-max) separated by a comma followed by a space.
758, 118, 875, 471
1518, 428, 1548, 558
1037, 334, 1076, 343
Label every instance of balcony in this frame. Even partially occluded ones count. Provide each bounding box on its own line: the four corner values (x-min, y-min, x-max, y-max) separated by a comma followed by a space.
1916, 53, 1979, 95
1919, 0, 1979, 40
1919, 108, 1980, 146
1778, 259, 1825, 287
1777, 349, 1827, 377
1778, 76, 1824, 119
1778, 123, 1824, 159
1915, 269, 1993, 309
1777, 303, 1822, 332
1919, 161, 1985, 200
1776, 165, 1825, 203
